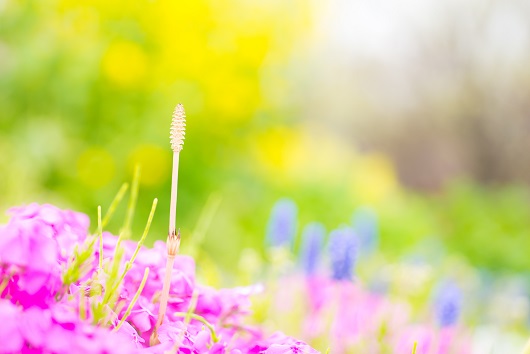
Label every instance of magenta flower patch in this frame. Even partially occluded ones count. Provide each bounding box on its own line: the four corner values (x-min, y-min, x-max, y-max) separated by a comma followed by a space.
0, 204, 316, 354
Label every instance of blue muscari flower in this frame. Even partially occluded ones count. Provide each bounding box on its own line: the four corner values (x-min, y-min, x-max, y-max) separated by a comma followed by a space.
328, 227, 358, 281
352, 207, 378, 256
299, 222, 325, 276
265, 198, 298, 248
434, 280, 462, 327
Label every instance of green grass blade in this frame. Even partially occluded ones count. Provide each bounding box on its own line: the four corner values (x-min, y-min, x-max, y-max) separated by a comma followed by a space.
101, 183, 129, 229
187, 193, 221, 258
129, 198, 158, 265
121, 165, 141, 239
173, 311, 219, 343
98, 205, 103, 269
113, 267, 149, 332
111, 198, 159, 294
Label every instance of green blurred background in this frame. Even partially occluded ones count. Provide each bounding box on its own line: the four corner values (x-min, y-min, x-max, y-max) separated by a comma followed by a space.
2, 0, 530, 274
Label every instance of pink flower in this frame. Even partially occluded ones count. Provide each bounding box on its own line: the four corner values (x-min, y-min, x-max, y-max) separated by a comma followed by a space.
0, 203, 91, 305
129, 296, 157, 333
195, 286, 223, 321
7, 203, 89, 260
0, 222, 59, 275
117, 321, 145, 348
157, 321, 194, 349
19, 306, 53, 348
249, 333, 318, 354
0, 222, 61, 304
0, 299, 139, 354
0, 300, 24, 353
193, 329, 212, 352
215, 285, 261, 324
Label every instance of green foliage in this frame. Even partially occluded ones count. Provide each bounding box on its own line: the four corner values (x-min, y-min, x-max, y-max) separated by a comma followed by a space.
2, 0, 530, 276
430, 183, 530, 272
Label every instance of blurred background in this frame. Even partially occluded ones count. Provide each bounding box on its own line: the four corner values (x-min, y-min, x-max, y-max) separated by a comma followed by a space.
1, 0, 530, 276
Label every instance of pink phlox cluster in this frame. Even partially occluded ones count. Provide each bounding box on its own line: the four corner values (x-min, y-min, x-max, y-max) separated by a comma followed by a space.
0, 203, 317, 354
8, 203, 90, 260
0, 204, 89, 307
0, 299, 138, 353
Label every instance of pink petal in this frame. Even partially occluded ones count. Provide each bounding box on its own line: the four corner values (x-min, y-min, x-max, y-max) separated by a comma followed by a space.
0, 301, 24, 353
19, 307, 52, 347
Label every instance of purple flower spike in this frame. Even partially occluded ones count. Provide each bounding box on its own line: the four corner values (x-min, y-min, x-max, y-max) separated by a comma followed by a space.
328, 227, 358, 281
300, 223, 325, 276
434, 280, 462, 327
266, 199, 298, 248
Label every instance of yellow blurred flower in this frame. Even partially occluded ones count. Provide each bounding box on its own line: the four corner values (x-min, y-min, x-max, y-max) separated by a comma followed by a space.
350, 153, 398, 204
253, 127, 292, 175
207, 73, 258, 120
102, 41, 148, 86
253, 125, 398, 204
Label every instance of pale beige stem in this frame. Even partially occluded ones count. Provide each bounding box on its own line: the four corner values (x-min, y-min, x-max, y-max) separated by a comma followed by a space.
155, 254, 176, 329
169, 152, 180, 235
152, 104, 186, 345
153, 147, 182, 341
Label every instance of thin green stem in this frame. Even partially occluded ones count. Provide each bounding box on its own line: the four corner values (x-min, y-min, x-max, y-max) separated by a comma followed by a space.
122, 165, 141, 239
412, 341, 418, 354
112, 167, 140, 279
171, 290, 208, 352
113, 267, 149, 332
102, 245, 124, 305
184, 290, 199, 327
98, 205, 103, 269
129, 198, 158, 265
102, 183, 129, 229
187, 193, 221, 257
79, 281, 89, 321
111, 198, 158, 295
